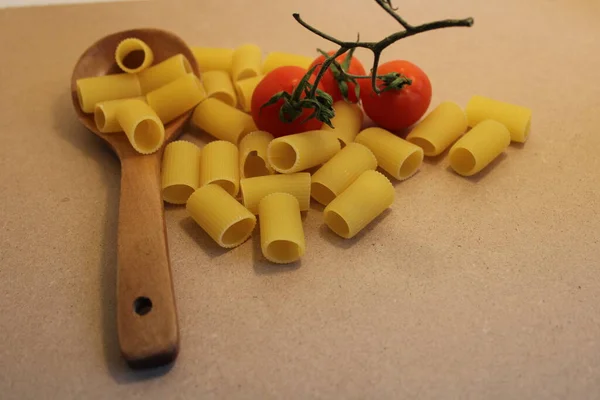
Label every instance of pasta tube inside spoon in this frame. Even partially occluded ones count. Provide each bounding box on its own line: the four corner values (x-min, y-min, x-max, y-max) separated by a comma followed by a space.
71, 28, 199, 369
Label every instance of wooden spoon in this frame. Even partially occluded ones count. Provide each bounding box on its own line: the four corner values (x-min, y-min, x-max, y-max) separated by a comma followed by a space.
71, 28, 199, 369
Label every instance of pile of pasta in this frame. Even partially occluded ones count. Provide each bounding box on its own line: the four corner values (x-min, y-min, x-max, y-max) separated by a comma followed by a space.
76, 38, 532, 264
76, 38, 208, 154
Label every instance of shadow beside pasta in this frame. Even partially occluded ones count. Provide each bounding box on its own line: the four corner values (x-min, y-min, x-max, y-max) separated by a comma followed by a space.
179, 217, 230, 258
446, 152, 508, 184
318, 208, 393, 249
251, 230, 302, 274
422, 150, 449, 167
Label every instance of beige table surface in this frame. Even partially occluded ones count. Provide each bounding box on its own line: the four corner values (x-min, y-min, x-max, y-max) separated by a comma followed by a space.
1, 0, 600, 398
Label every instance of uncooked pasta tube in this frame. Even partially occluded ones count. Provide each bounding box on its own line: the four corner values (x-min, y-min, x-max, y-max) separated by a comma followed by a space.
186, 184, 256, 248
115, 99, 164, 154
161, 140, 202, 204
234, 75, 263, 112
355, 127, 423, 180
76, 73, 141, 113
267, 130, 341, 173
323, 170, 394, 239
199, 140, 240, 197
146, 73, 206, 124
137, 54, 193, 94
259, 193, 305, 264
320, 101, 363, 146
202, 70, 237, 107
115, 38, 154, 73
406, 101, 467, 156
239, 130, 274, 179
94, 96, 146, 133
449, 119, 511, 176
191, 47, 234, 73
240, 173, 311, 214
262, 52, 312, 74
311, 143, 377, 206
466, 95, 532, 143
231, 44, 262, 81
192, 98, 257, 144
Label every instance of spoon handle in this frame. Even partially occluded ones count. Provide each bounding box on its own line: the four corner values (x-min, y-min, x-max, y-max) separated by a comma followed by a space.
116, 152, 179, 369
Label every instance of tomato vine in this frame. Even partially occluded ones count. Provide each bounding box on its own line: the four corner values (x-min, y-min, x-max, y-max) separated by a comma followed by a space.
263, 0, 473, 128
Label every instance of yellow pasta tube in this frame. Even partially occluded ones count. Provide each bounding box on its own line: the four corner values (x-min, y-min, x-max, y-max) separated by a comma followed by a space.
234, 75, 263, 112
94, 96, 146, 133
146, 73, 206, 124
262, 52, 313, 74
324, 170, 394, 239
239, 130, 274, 179
448, 119, 510, 176
161, 140, 202, 204
186, 184, 256, 248
199, 140, 240, 197
201, 70, 237, 107
115, 99, 165, 154
240, 173, 311, 214
355, 127, 423, 180
406, 101, 468, 156
231, 44, 262, 81
115, 38, 154, 74
267, 130, 341, 174
191, 46, 234, 73
192, 98, 257, 144
311, 143, 377, 206
320, 101, 363, 146
76, 73, 141, 113
466, 95, 532, 143
137, 54, 193, 94
259, 193, 305, 264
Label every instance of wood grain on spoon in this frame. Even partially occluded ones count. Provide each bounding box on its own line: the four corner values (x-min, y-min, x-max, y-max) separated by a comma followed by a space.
70, 28, 200, 369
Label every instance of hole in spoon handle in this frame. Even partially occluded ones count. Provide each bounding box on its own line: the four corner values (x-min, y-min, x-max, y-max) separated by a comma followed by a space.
134, 296, 153, 316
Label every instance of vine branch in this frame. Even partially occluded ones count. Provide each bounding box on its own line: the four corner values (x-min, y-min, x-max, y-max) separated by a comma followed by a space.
293, 1, 472, 96
378, 0, 413, 30
376, 17, 474, 52
308, 46, 350, 98
269, 0, 473, 126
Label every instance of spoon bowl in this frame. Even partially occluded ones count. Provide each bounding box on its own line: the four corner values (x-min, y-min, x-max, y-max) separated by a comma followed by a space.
71, 28, 199, 369
71, 28, 198, 157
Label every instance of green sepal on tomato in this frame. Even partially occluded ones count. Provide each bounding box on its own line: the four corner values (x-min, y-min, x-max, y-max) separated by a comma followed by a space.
251, 65, 333, 138
309, 49, 366, 103
359, 60, 432, 131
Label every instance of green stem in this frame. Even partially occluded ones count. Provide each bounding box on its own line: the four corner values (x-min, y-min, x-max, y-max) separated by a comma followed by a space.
343, 72, 395, 80
308, 46, 349, 98
370, 51, 382, 94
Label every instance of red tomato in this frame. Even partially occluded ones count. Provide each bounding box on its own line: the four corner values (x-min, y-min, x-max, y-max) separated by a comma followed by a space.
359, 60, 432, 131
251, 66, 324, 137
309, 50, 366, 103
